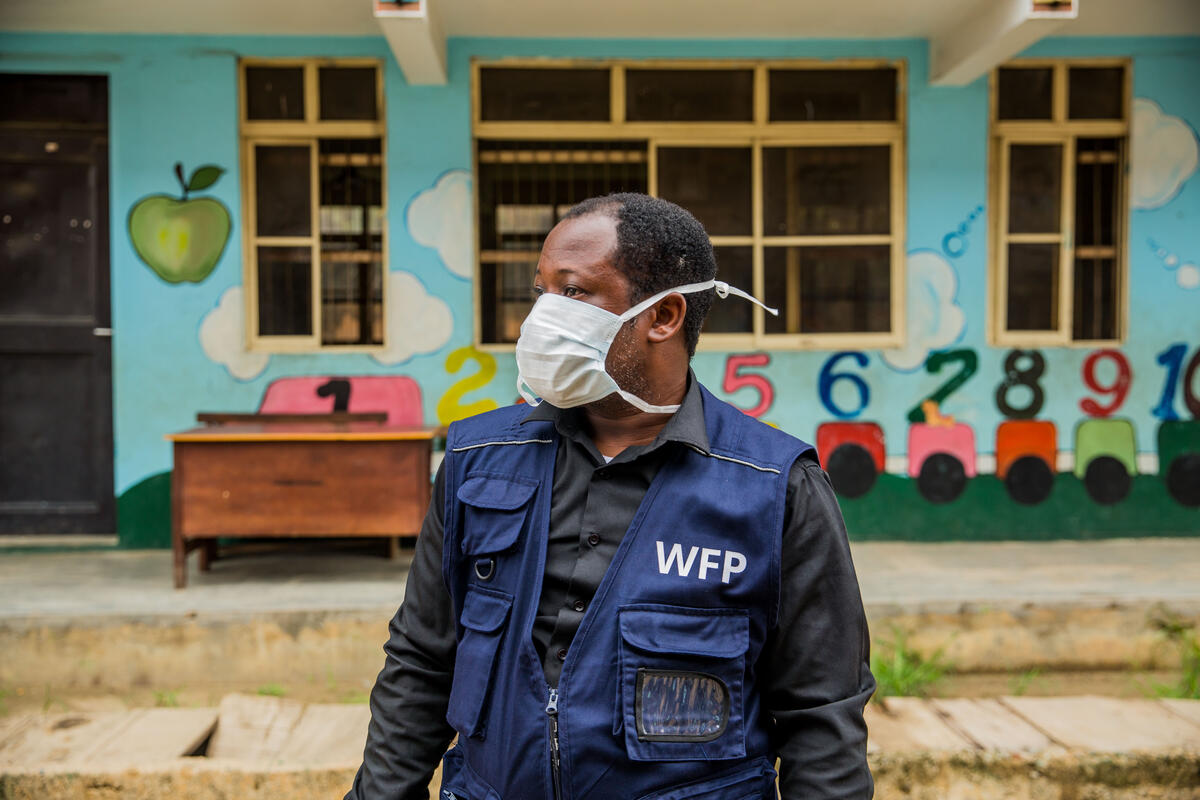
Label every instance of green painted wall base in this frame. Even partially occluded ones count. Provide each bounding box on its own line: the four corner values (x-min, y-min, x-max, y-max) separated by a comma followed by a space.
116, 471, 172, 549
840, 473, 1200, 541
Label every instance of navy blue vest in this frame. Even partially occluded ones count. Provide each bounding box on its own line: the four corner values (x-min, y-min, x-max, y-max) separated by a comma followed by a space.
438, 385, 812, 800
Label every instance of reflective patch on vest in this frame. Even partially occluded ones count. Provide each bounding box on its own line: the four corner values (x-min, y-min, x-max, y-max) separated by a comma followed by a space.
634, 669, 730, 742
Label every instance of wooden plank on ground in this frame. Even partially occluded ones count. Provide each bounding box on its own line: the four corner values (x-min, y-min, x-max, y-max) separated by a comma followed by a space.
864, 697, 975, 753
207, 693, 304, 763
0, 715, 37, 752
1001, 696, 1200, 752
0, 712, 130, 766
81, 708, 218, 766
1159, 698, 1200, 732
930, 697, 1053, 753
277, 704, 371, 767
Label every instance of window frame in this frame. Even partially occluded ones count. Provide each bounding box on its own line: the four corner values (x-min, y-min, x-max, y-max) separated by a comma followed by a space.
470, 57, 907, 352
987, 57, 1131, 348
238, 57, 388, 353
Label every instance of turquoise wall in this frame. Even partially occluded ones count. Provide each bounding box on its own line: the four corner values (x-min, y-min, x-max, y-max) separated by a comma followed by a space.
1, 33, 1197, 543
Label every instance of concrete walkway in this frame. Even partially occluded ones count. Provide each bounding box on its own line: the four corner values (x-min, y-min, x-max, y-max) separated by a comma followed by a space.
2, 693, 1198, 800
2, 538, 1198, 620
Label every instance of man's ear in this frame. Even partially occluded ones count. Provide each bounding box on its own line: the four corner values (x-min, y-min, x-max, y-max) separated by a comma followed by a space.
647, 293, 687, 344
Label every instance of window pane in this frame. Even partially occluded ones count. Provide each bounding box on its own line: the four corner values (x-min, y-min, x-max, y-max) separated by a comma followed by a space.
626, 69, 753, 122
319, 138, 384, 346
0, 73, 107, 126
1069, 67, 1124, 120
764, 246, 890, 334
763, 146, 890, 236
257, 246, 312, 336
255, 144, 311, 237
704, 247, 753, 334
319, 66, 378, 121
1008, 144, 1062, 234
997, 68, 1053, 120
656, 147, 751, 236
245, 66, 305, 121
477, 140, 647, 343
769, 68, 897, 121
480, 259, 537, 345
1073, 258, 1117, 341
1006, 244, 1059, 331
1074, 138, 1120, 247
480, 68, 610, 122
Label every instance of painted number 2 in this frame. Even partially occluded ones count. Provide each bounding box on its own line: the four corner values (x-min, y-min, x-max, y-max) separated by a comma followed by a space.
906, 349, 978, 423
995, 349, 1046, 419
723, 354, 774, 418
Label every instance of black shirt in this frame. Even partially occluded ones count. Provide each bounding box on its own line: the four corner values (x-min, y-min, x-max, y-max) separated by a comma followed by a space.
347, 376, 875, 799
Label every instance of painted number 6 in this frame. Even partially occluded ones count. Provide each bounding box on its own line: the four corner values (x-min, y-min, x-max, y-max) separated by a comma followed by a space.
722, 354, 774, 418
819, 351, 870, 420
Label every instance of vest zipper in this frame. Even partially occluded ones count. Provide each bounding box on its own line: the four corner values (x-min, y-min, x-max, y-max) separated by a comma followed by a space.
546, 687, 563, 800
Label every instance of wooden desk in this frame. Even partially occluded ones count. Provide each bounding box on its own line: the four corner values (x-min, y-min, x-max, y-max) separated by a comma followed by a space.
166, 423, 437, 588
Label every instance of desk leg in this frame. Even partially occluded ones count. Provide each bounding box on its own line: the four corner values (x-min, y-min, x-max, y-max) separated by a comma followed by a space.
199, 540, 217, 571
172, 447, 187, 589
388, 536, 400, 560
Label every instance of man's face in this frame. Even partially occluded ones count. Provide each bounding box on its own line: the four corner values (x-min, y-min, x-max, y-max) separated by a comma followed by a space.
532, 212, 653, 409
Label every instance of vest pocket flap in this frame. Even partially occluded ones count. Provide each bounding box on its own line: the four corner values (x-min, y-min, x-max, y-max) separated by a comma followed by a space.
619, 607, 749, 659
457, 475, 537, 511
460, 587, 512, 634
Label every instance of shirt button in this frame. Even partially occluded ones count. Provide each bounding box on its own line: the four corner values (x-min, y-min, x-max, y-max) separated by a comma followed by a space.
556, 648, 568, 661
587, 533, 600, 546
573, 599, 586, 613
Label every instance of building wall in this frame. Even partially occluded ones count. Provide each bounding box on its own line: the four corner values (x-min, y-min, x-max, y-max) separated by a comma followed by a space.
1, 33, 1197, 545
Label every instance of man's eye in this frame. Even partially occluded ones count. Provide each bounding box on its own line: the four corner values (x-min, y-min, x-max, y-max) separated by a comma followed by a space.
532, 286, 545, 297
563, 286, 580, 297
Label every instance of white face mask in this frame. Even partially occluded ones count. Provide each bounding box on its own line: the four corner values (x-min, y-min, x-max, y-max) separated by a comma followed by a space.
515, 280, 777, 414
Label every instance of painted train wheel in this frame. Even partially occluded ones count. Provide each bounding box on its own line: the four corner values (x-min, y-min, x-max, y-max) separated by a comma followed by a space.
1005, 455, 1054, 506
1083, 455, 1132, 505
916, 453, 967, 504
826, 443, 878, 499
1165, 453, 1200, 508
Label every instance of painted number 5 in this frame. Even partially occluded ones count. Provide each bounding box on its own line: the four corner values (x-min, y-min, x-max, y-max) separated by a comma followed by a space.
723, 354, 774, 418
819, 351, 870, 420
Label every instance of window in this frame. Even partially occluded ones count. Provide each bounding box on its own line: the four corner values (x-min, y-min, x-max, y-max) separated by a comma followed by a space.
240, 60, 385, 351
990, 60, 1129, 346
472, 61, 906, 349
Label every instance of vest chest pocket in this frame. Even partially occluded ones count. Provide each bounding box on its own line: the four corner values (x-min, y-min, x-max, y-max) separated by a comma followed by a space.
447, 586, 513, 739
456, 474, 538, 557
617, 605, 750, 762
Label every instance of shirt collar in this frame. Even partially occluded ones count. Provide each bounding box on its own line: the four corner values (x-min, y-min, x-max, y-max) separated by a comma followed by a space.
521, 369, 710, 454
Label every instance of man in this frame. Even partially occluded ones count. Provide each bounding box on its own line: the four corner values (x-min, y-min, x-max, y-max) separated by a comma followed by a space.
347, 193, 874, 799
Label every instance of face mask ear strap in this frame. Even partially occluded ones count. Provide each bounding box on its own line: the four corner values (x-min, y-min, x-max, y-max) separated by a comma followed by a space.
620, 280, 778, 320
517, 376, 542, 407
713, 280, 779, 316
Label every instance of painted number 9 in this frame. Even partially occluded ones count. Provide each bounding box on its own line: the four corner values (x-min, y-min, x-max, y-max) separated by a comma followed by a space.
819, 351, 870, 420
1079, 349, 1132, 418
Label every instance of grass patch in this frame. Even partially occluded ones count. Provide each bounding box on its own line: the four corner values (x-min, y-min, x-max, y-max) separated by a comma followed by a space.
1149, 614, 1200, 699
154, 689, 181, 708
871, 627, 951, 702
1009, 668, 1043, 696
257, 683, 287, 698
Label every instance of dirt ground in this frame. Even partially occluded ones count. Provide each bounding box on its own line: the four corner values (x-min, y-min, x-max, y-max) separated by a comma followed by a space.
0, 669, 1185, 719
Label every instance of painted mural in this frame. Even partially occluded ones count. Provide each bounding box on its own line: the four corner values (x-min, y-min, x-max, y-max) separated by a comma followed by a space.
128, 163, 231, 283
3, 32, 1195, 547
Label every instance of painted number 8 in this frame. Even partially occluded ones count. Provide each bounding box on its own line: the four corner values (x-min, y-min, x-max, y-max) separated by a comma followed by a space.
995, 349, 1046, 420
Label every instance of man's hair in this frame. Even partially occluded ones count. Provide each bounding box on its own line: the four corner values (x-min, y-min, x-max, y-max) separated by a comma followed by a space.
562, 193, 716, 358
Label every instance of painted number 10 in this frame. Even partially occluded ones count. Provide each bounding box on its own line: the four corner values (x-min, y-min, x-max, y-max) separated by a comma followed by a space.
1152, 343, 1200, 421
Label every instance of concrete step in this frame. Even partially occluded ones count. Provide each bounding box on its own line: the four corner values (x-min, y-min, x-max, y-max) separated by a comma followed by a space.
2, 695, 1198, 800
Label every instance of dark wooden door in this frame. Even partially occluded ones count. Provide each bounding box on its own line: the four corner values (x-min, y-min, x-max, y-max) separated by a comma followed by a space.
0, 74, 114, 534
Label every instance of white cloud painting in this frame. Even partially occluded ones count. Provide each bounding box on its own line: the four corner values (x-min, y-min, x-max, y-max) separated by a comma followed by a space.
199, 286, 270, 380
371, 270, 454, 365
882, 250, 966, 371
407, 170, 473, 278
1131, 98, 1199, 210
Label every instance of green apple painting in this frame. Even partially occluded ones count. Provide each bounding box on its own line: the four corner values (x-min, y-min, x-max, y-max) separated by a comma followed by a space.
128, 163, 231, 283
